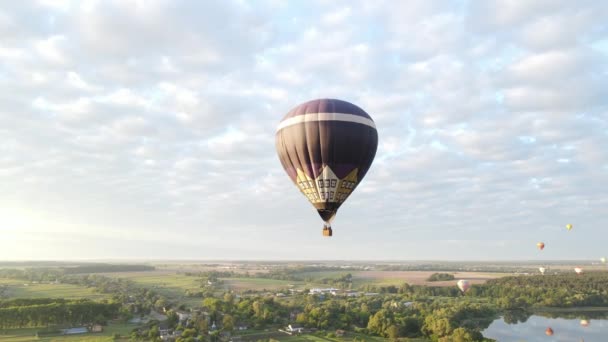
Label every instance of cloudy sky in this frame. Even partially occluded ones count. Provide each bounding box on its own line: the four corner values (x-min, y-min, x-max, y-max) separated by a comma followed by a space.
1, 0, 607, 261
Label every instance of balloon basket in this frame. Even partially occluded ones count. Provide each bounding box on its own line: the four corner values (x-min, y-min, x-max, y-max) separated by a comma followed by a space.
322, 226, 333, 237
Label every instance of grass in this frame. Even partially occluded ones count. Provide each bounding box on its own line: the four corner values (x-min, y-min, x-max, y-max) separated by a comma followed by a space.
222, 277, 299, 291
101, 272, 203, 307
234, 331, 428, 342
0, 278, 109, 300
0, 323, 139, 342
294, 270, 509, 289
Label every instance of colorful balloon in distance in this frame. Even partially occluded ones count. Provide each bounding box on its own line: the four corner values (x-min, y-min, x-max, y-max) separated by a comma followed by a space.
580, 319, 589, 327
537, 242, 545, 250
539, 267, 546, 275
545, 327, 554, 336
574, 267, 583, 275
566, 223, 573, 231
457, 279, 471, 294
275, 99, 378, 237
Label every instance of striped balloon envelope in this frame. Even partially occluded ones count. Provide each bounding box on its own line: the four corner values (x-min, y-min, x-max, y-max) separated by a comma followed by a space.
275, 99, 378, 237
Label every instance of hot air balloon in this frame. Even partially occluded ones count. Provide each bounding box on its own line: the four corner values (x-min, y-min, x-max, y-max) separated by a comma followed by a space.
539, 267, 546, 275
275, 99, 378, 237
545, 327, 554, 336
580, 319, 589, 327
457, 279, 471, 294
537, 242, 545, 250
574, 267, 583, 275
566, 223, 573, 231
601, 257, 606, 264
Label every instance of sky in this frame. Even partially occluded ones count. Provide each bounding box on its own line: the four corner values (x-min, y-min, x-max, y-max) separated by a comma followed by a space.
1, 0, 607, 261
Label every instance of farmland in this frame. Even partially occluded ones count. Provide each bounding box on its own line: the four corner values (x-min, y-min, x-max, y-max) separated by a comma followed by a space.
4, 260, 604, 342
350, 271, 507, 287
0, 278, 109, 300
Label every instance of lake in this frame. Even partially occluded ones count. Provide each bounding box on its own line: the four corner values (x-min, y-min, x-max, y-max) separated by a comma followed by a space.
483, 313, 608, 342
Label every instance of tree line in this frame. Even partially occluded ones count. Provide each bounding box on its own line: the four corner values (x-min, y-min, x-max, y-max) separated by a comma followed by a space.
0, 299, 120, 329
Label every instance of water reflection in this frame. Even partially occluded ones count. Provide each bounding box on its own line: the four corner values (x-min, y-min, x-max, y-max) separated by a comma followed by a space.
483, 311, 608, 342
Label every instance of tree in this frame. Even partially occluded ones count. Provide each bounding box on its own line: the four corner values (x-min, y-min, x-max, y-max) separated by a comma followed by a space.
203, 298, 222, 312
386, 325, 400, 340
147, 325, 160, 342
222, 314, 235, 331
450, 327, 481, 342
166, 310, 179, 329
154, 299, 167, 312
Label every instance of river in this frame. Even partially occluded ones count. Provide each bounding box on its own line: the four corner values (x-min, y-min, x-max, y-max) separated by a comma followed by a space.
483, 312, 608, 342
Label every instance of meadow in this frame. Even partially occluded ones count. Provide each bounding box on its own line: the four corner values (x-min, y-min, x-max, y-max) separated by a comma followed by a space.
0, 279, 109, 300
294, 270, 507, 288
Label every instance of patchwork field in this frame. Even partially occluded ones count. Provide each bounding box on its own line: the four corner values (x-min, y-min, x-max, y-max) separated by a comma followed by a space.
351, 271, 508, 287
295, 270, 508, 287
0, 278, 109, 300
220, 277, 296, 290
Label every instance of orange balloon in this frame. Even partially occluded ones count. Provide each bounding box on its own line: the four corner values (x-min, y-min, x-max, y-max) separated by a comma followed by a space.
545, 327, 554, 336
537, 242, 545, 250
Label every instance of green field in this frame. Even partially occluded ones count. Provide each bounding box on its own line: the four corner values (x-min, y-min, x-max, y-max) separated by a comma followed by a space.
221, 277, 326, 291
102, 272, 204, 307
0, 279, 109, 300
234, 331, 427, 342
0, 323, 138, 342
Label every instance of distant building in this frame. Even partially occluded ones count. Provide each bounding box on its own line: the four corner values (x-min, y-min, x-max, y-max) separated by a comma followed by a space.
336, 329, 346, 337
287, 324, 304, 333
90, 324, 103, 333
309, 288, 339, 295
177, 311, 191, 323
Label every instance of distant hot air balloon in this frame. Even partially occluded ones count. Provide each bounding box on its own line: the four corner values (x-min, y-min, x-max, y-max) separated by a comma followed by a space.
566, 223, 573, 231
275, 99, 378, 237
601, 257, 606, 264
574, 267, 583, 275
537, 242, 545, 250
545, 327, 554, 336
457, 279, 471, 294
539, 267, 546, 275
580, 319, 589, 327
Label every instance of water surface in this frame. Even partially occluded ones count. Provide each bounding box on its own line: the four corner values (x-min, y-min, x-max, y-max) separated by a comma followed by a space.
483, 314, 608, 342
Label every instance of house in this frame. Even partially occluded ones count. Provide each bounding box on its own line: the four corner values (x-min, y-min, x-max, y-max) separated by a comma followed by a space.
159, 322, 171, 339
335, 329, 346, 337
309, 288, 339, 295
90, 324, 103, 333
177, 311, 191, 323
236, 322, 248, 331
287, 324, 304, 333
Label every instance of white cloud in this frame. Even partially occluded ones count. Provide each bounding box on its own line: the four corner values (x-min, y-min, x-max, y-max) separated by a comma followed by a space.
0, 0, 607, 260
